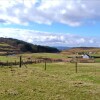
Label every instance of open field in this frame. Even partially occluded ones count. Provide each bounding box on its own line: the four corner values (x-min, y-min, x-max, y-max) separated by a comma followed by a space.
0, 53, 100, 63
21, 53, 68, 59
0, 53, 68, 62
0, 62, 100, 100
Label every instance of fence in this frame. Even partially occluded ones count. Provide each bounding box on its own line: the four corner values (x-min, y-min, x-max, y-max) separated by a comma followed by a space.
0, 57, 65, 67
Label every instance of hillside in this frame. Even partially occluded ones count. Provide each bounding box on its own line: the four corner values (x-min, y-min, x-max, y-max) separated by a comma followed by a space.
0, 37, 59, 55
62, 47, 100, 54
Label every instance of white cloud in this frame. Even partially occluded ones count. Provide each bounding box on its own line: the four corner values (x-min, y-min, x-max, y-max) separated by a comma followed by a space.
0, 0, 100, 26
0, 28, 99, 47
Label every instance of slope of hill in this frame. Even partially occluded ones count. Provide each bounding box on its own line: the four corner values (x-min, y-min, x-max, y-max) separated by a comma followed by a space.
0, 42, 20, 55
62, 47, 100, 54
0, 37, 59, 55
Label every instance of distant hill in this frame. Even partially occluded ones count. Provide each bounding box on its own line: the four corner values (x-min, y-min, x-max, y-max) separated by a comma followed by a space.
61, 47, 100, 54
55, 46, 72, 51
0, 37, 59, 55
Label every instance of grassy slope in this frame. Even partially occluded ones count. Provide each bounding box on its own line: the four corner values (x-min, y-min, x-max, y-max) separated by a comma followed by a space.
0, 42, 19, 55
62, 47, 100, 54
0, 43, 10, 46
0, 62, 100, 100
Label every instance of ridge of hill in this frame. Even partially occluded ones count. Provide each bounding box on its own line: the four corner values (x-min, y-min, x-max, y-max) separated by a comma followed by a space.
62, 47, 100, 54
0, 37, 59, 55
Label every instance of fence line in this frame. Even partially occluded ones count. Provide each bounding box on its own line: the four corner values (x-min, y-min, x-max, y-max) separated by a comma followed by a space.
0, 58, 63, 67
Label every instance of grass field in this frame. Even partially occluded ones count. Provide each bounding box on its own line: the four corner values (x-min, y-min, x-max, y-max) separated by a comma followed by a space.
21, 53, 68, 59
0, 56, 19, 62
0, 62, 100, 100
0, 53, 100, 63
0, 53, 68, 62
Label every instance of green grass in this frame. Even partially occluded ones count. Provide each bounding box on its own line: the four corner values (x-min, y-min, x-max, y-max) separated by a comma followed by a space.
21, 53, 68, 59
0, 62, 100, 100
95, 58, 100, 63
90, 54, 100, 63
90, 54, 100, 56
0, 53, 68, 62
0, 43, 10, 47
0, 56, 19, 62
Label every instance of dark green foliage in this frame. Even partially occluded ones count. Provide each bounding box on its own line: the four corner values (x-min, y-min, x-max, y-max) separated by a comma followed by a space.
37, 45, 59, 53
0, 37, 59, 53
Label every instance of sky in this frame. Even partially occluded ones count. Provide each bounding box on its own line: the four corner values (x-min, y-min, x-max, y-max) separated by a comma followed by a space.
0, 0, 100, 47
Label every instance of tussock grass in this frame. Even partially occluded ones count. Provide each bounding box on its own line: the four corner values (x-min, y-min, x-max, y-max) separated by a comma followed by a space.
0, 63, 100, 100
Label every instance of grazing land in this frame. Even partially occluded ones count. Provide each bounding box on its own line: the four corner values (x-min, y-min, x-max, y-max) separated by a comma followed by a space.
0, 53, 68, 63
0, 60, 100, 100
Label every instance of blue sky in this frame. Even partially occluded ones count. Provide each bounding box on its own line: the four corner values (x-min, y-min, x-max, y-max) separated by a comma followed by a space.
0, 0, 100, 47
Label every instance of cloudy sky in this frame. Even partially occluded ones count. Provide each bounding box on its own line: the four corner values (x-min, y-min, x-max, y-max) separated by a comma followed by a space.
0, 0, 100, 47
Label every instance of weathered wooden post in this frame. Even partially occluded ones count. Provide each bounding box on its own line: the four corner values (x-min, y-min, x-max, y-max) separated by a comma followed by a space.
19, 56, 22, 68
75, 56, 78, 73
45, 60, 47, 70
7, 60, 8, 66
73, 56, 78, 73
75, 62, 78, 73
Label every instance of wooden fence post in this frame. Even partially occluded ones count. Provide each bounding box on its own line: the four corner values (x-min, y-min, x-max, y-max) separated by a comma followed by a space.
75, 62, 78, 73
15, 60, 16, 65
45, 60, 46, 70
19, 56, 22, 68
7, 61, 8, 66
